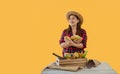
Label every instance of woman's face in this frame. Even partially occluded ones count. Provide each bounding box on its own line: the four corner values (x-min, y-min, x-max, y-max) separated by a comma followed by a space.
68, 15, 79, 27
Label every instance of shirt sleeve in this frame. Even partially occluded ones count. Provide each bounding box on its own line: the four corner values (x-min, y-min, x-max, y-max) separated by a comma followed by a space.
81, 29, 87, 49
59, 30, 66, 44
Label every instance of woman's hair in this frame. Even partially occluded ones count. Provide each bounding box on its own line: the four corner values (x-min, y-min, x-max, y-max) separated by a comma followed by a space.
66, 14, 83, 36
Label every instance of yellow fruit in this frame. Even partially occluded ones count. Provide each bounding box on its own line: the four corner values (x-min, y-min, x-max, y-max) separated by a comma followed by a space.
71, 35, 81, 40
64, 53, 72, 59
73, 52, 80, 58
79, 52, 83, 58
65, 36, 71, 41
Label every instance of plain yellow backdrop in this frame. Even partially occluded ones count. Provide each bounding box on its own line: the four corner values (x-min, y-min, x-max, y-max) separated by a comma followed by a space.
0, 0, 120, 74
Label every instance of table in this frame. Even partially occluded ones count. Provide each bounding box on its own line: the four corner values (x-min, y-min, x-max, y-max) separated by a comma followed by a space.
41, 62, 117, 74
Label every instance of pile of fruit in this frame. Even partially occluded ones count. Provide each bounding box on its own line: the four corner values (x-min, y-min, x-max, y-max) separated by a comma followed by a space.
64, 50, 88, 59
64, 35, 83, 44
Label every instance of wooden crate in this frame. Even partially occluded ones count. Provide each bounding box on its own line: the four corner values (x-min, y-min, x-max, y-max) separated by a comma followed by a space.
56, 58, 87, 68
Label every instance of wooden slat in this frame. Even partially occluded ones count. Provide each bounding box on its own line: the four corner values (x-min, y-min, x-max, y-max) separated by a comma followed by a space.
56, 58, 87, 68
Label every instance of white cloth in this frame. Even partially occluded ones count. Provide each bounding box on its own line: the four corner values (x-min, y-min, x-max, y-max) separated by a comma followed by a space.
41, 62, 117, 74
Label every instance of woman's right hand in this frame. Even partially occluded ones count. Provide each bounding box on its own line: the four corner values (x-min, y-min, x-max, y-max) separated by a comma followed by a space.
64, 36, 72, 46
66, 40, 73, 46
60, 36, 74, 48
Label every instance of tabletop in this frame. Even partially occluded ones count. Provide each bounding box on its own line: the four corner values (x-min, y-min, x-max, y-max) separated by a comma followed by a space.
41, 62, 117, 74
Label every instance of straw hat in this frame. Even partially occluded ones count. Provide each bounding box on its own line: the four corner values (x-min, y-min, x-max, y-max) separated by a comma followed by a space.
66, 11, 83, 24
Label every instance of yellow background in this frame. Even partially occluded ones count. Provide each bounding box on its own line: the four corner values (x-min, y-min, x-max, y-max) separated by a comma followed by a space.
0, 0, 120, 74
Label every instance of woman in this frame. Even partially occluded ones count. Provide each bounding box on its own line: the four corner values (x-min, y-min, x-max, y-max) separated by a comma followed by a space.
59, 11, 87, 57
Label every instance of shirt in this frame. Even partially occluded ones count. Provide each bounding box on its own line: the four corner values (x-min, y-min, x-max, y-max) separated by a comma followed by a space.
59, 28, 87, 56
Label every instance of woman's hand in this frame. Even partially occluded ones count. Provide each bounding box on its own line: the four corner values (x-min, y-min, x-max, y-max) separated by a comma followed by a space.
60, 37, 74, 48
64, 36, 75, 46
72, 37, 84, 48
65, 40, 75, 46
65, 40, 84, 48
60, 40, 74, 48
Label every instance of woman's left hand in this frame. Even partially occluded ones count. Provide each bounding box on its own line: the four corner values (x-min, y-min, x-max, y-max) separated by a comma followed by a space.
66, 40, 75, 46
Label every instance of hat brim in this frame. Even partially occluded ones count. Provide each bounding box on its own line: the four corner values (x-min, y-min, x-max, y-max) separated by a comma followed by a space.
66, 11, 83, 24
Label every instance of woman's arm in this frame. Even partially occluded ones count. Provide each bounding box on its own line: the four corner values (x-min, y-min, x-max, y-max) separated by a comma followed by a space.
72, 43, 83, 48
60, 37, 84, 48
60, 42, 70, 48
61, 36, 75, 48
59, 29, 71, 48
59, 29, 87, 49
61, 40, 83, 48
72, 29, 87, 48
